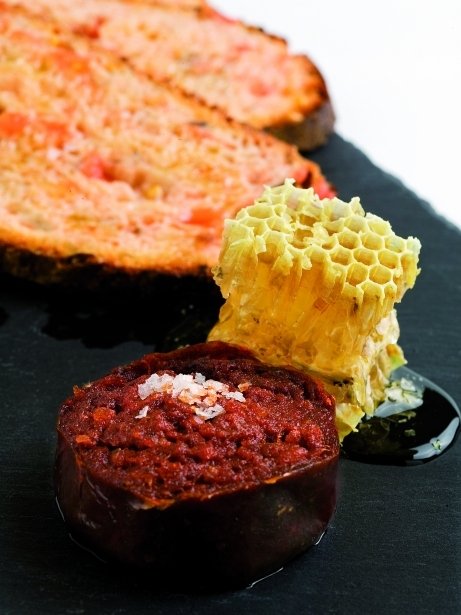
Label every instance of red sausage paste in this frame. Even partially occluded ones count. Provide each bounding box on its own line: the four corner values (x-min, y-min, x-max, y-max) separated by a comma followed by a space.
56, 342, 339, 586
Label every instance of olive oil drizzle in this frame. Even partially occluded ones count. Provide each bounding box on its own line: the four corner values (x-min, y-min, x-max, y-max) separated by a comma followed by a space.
342, 367, 460, 465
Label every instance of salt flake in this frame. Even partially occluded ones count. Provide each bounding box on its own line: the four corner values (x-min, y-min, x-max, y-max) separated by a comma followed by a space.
194, 404, 225, 420
135, 405, 149, 419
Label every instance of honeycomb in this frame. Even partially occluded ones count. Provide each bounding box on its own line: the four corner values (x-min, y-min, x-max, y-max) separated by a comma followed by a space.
208, 180, 421, 439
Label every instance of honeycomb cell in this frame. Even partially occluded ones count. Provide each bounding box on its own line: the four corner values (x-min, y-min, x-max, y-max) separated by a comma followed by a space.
292, 232, 306, 249
324, 218, 346, 235
323, 235, 339, 251
245, 216, 265, 233
378, 249, 400, 269
370, 264, 392, 285
331, 247, 352, 266
346, 263, 368, 286
338, 229, 360, 250
345, 215, 367, 234
361, 280, 386, 301
385, 235, 405, 252
362, 232, 384, 251
267, 217, 287, 233
367, 217, 391, 236
308, 244, 326, 264
298, 213, 317, 228
353, 248, 378, 266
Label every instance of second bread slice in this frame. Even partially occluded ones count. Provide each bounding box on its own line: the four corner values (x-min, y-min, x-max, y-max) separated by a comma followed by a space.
7, 0, 334, 150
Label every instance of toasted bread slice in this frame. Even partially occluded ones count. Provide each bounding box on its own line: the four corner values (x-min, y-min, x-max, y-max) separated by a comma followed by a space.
6, 0, 334, 150
0, 7, 334, 286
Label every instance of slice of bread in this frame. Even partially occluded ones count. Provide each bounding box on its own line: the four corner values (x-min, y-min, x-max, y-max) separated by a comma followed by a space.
0, 7, 334, 286
7, 0, 334, 150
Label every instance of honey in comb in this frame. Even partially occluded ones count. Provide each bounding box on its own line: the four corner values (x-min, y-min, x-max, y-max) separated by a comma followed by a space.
208, 180, 421, 439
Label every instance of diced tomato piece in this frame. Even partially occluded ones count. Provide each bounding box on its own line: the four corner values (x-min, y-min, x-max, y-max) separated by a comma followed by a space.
250, 81, 274, 97
312, 175, 336, 200
72, 16, 106, 39
74, 434, 94, 447
79, 152, 111, 180
92, 407, 116, 425
0, 112, 28, 138
0, 113, 69, 146
39, 120, 69, 148
188, 58, 214, 75
49, 47, 90, 75
233, 42, 253, 53
187, 207, 221, 227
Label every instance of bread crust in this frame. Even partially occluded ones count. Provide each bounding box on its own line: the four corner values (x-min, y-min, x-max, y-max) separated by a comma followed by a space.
267, 100, 335, 151
0, 242, 210, 290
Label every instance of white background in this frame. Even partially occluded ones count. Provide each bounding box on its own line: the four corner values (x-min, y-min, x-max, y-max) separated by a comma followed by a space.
214, 0, 461, 230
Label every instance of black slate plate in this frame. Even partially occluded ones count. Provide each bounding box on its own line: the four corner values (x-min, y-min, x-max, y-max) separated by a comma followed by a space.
1, 134, 460, 615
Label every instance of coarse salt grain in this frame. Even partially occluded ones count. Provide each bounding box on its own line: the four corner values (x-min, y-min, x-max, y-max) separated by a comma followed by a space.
135, 405, 150, 419
138, 373, 174, 400
137, 372, 247, 420
223, 390, 245, 402
194, 404, 225, 420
